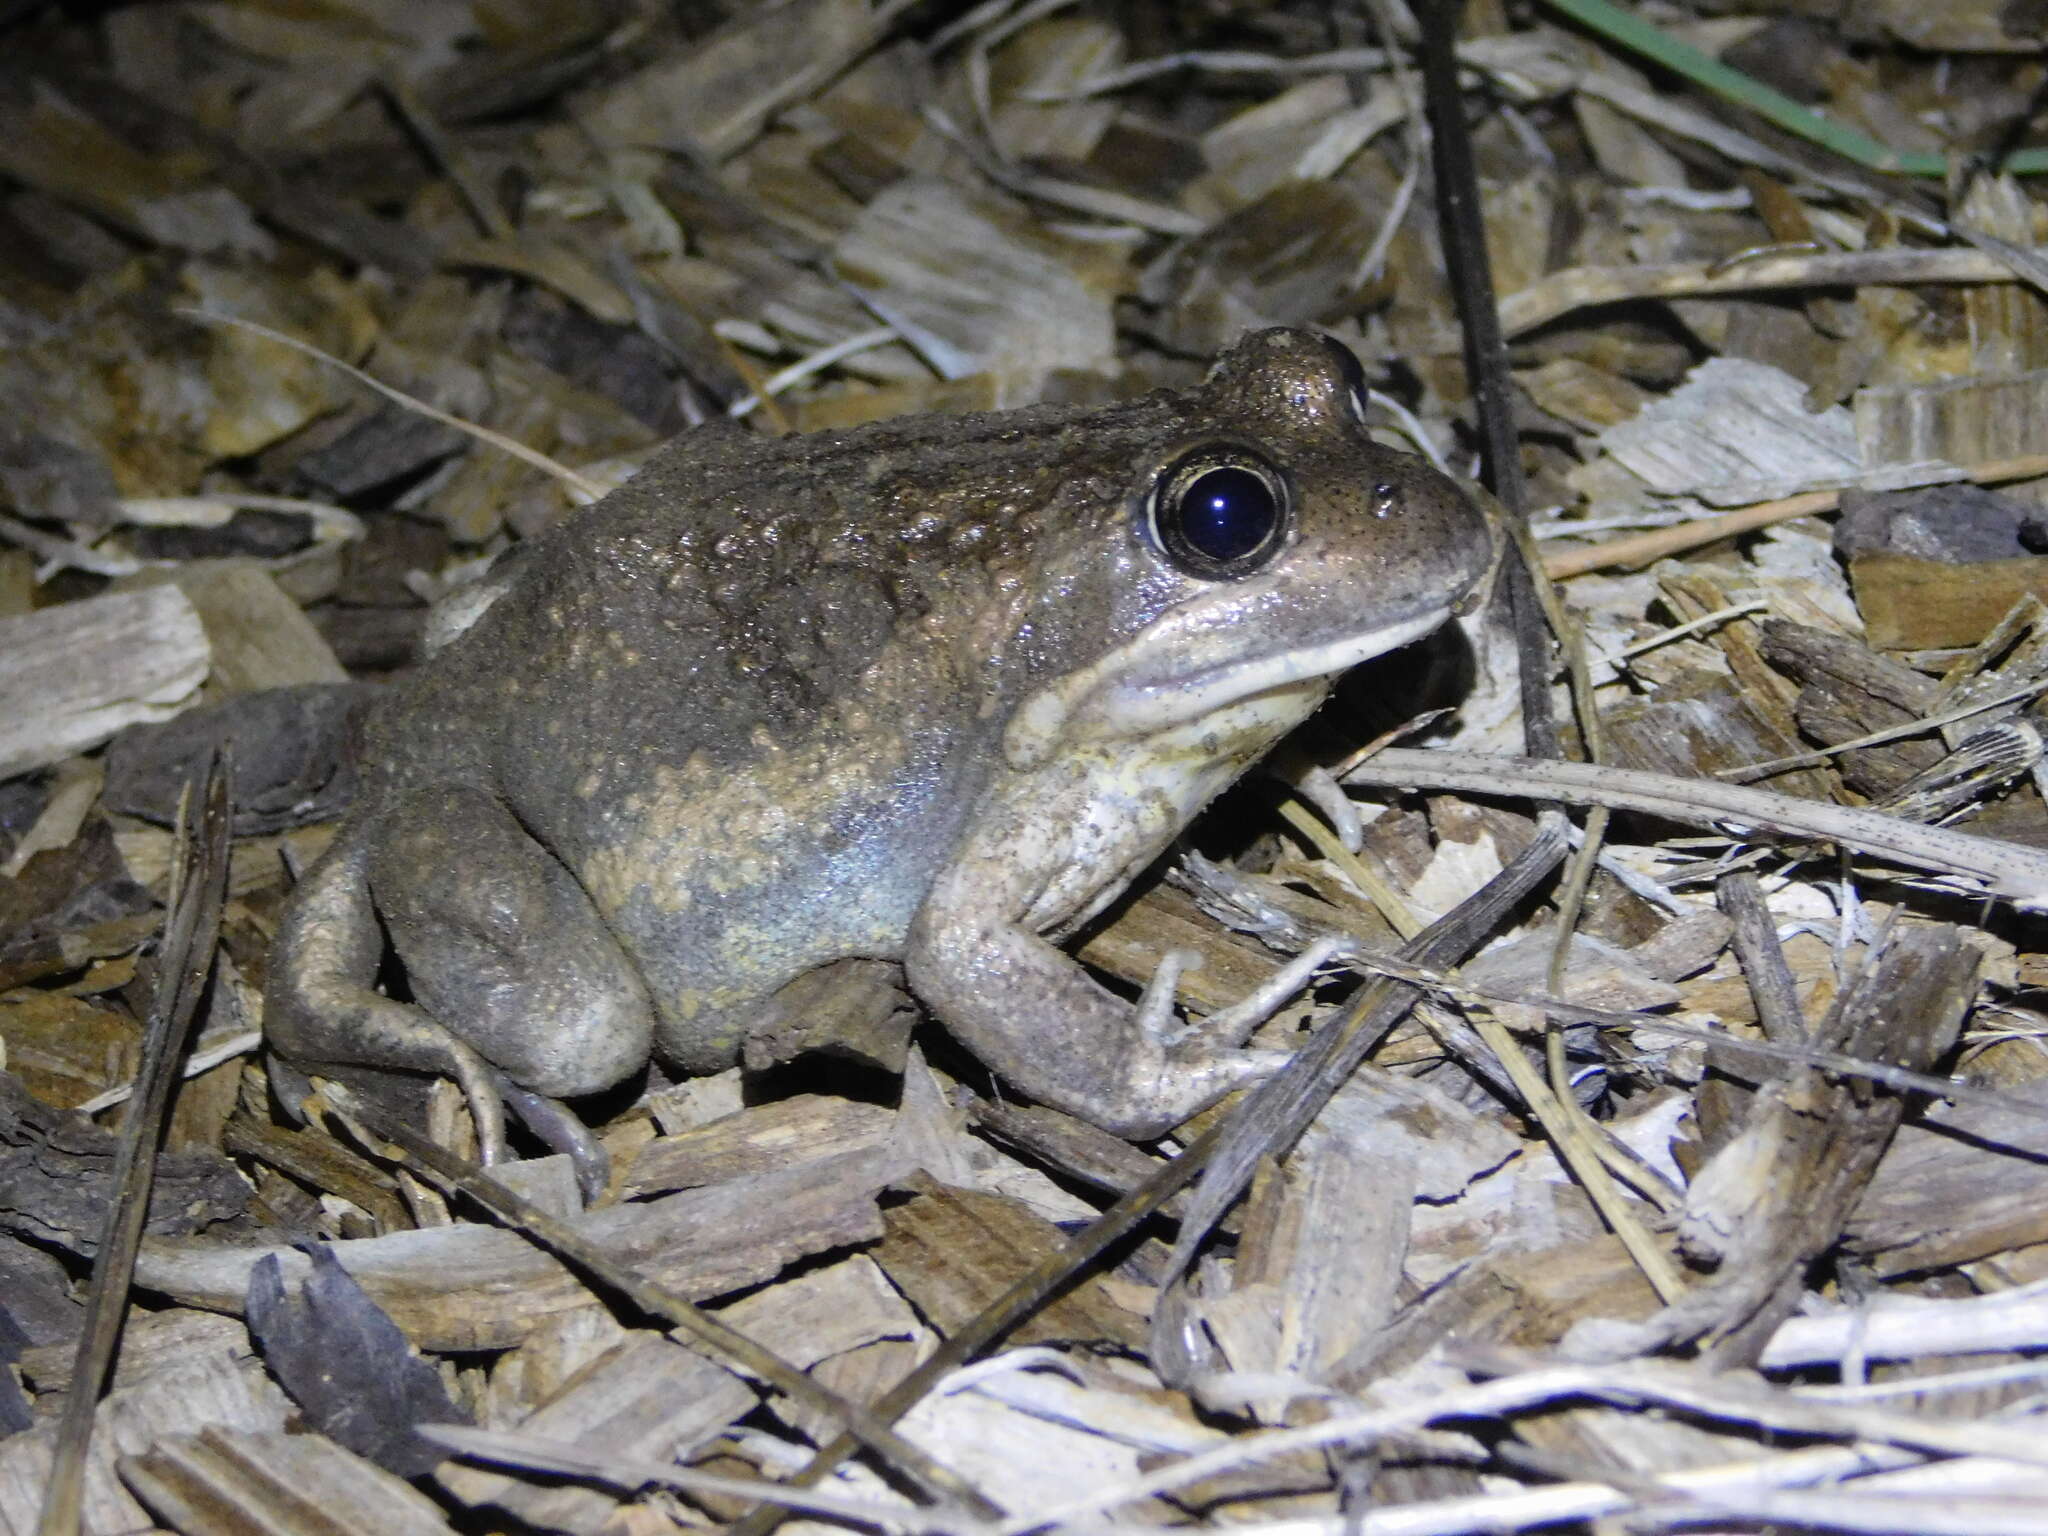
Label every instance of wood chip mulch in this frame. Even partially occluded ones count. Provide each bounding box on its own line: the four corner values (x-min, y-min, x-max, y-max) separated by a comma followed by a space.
6, 2, 2048, 1533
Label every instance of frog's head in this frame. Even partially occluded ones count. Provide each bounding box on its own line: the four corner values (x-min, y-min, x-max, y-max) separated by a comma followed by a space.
1001, 328, 1497, 771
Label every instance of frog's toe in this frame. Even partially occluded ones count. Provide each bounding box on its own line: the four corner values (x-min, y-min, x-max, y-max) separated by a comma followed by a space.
1182, 935, 1347, 1047
497, 1076, 613, 1203
1132, 947, 1204, 1045
1095, 1046, 1293, 1140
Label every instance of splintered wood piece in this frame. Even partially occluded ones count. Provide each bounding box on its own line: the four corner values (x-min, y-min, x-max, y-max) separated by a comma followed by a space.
122, 1426, 455, 1536
1657, 569, 1800, 722
623, 1094, 898, 1198
1, 755, 102, 879
831, 176, 1121, 384
1209, 1124, 1412, 1390
738, 957, 915, 1075
1665, 924, 1985, 1361
1462, 930, 1681, 1016
774, 1337, 923, 1450
221, 1115, 412, 1234
1516, 357, 1651, 434
1759, 619, 1943, 795
718, 1254, 923, 1370
1492, 1231, 1667, 1350
889, 1351, 1219, 1519
585, 0, 893, 161
1495, 247, 2019, 340
1075, 880, 1294, 1015
969, 1099, 1169, 1199
136, 1144, 906, 1352
727, 1257, 928, 1446
0, 1352, 288, 1535
1856, 367, 2048, 472
437, 1333, 756, 1532
0, 585, 209, 779
1601, 670, 1830, 804
1509, 1400, 1761, 1489
1145, 179, 1384, 357
1850, 1094, 2048, 1277
0, 988, 142, 1110
1955, 177, 2048, 377
873, 1180, 1147, 1350
986, 16, 1123, 165
17, 1308, 250, 1401
1202, 1064, 1520, 1391
0, 1050, 249, 1255
1591, 358, 1863, 505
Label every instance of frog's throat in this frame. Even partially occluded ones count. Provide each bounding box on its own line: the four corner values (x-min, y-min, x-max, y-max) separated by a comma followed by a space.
1003, 605, 1453, 771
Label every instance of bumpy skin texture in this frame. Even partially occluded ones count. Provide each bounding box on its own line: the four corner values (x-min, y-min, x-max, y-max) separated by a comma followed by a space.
267, 328, 1493, 1138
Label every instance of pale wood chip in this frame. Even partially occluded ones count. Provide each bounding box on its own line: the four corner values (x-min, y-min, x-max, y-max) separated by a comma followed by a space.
136, 1145, 908, 1352
831, 176, 1121, 383
0, 585, 208, 779
0, 1351, 288, 1535
873, 1179, 1146, 1351
438, 1333, 756, 1531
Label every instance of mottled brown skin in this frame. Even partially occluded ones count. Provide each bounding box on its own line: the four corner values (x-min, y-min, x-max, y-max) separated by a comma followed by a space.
268, 329, 1493, 1140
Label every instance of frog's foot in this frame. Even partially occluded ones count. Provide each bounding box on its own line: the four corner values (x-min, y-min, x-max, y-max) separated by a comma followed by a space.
268, 1046, 512, 1171
269, 827, 511, 1158
908, 909, 1330, 1140
1141, 934, 1347, 1050
1266, 750, 1363, 852
1132, 948, 1204, 1043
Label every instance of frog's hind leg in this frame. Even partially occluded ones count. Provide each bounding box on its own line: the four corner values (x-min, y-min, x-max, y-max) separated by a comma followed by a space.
267, 823, 513, 1161
363, 784, 656, 1102
269, 787, 654, 1173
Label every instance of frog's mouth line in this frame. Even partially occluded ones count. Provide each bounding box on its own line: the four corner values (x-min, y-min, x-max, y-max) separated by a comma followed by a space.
1004, 604, 1455, 770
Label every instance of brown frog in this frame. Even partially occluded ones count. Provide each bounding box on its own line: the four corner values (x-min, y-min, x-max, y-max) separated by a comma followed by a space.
267, 328, 1493, 1166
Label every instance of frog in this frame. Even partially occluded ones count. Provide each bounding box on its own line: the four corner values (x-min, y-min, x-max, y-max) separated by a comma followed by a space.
266, 327, 1494, 1171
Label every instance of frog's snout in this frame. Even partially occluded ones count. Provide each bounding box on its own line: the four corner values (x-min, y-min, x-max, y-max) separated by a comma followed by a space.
1442, 481, 1504, 618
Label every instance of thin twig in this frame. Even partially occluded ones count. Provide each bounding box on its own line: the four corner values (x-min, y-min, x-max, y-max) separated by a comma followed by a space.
174, 309, 608, 501
1345, 748, 2048, 909
1542, 450, 2048, 580
36, 753, 230, 1536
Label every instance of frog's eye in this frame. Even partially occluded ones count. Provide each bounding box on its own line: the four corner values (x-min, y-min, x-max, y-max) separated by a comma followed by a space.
1150, 449, 1291, 580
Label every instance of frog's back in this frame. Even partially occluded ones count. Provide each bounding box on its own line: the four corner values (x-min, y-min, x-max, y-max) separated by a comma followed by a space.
381, 391, 1185, 778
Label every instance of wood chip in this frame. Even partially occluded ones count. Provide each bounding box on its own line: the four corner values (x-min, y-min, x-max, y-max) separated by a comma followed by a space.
873, 1179, 1146, 1351
125, 1426, 455, 1536
831, 177, 1121, 382
0, 586, 208, 779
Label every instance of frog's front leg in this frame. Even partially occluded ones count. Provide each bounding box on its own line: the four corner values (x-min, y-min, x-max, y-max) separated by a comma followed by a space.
905, 866, 1306, 1139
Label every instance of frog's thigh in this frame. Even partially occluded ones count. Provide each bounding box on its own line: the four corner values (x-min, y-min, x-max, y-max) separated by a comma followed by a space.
906, 899, 1273, 1140
367, 785, 654, 1100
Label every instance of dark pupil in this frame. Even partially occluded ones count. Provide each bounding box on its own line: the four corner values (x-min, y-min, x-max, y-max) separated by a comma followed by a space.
1176, 466, 1276, 563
